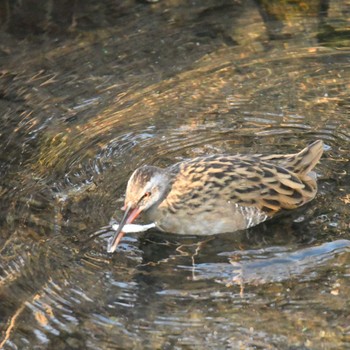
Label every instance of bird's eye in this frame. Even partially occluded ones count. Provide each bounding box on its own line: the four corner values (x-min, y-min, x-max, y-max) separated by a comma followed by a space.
138, 191, 151, 205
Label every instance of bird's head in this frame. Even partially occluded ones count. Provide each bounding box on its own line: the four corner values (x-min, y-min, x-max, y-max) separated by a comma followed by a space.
108, 165, 170, 253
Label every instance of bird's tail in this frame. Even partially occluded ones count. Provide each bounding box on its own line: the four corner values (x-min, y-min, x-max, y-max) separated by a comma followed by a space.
284, 140, 324, 175
261, 140, 324, 176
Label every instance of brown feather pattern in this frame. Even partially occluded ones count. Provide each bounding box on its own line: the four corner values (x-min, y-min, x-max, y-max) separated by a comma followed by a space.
121, 140, 323, 236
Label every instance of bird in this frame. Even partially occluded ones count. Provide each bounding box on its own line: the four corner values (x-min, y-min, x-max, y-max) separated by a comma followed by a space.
108, 140, 323, 253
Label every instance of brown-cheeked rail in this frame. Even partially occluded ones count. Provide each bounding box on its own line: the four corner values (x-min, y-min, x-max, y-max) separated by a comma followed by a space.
108, 140, 323, 253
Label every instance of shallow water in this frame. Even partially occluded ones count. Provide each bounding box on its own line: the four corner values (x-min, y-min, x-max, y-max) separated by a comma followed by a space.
0, 0, 350, 349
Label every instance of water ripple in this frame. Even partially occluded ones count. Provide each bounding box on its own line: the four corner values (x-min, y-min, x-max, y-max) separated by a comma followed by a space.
1, 3, 349, 349
185, 239, 350, 286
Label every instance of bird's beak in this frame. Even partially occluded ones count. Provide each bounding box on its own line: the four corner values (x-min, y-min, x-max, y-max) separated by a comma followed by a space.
107, 204, 142, 253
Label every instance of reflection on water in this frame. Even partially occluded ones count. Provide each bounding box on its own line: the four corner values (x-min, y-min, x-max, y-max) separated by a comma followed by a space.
192, 239, 350, 285
0, 0, 350, 349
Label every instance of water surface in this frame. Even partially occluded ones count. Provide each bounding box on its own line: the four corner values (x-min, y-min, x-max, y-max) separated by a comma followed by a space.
0, 1, 349, 349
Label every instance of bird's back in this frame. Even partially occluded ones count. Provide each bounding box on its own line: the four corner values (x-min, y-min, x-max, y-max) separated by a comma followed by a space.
147, 140, 323, 235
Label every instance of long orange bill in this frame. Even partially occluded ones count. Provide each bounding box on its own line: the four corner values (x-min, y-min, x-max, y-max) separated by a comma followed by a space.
107, 205, 142, 253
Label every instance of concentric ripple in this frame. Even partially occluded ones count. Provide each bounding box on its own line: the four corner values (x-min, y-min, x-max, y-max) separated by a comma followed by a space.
1, 1, 350, 349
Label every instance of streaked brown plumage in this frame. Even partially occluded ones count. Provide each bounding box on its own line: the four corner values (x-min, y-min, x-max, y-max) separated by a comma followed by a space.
108, 140, 323, 252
